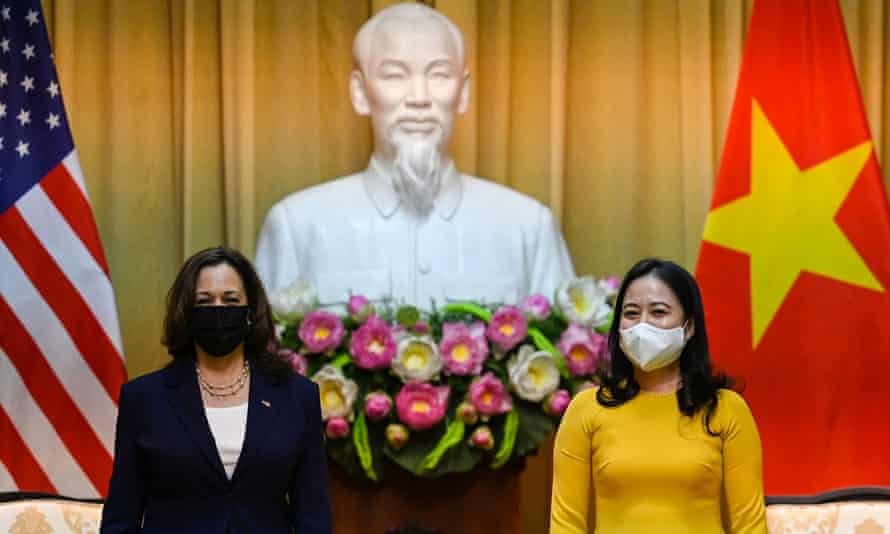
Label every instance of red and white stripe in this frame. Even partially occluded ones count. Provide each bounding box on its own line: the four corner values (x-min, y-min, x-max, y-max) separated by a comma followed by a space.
0, 151, 126, 498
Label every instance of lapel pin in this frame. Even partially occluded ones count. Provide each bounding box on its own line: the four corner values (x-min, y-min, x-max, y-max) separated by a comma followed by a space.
261, 400, 271, 408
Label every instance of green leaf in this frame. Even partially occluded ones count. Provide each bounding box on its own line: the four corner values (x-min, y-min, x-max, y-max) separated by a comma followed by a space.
384, 423, 481, 477
440, 302, 493, 322
594, 310, 614, 334
326, 437, 364, 479
528, 315, 568, 340
352, 412, 377, 481
420, 419, 466, 472
327, 418, 387, 481
491, 410, 519, 469
396, 306, 421, 326
528, 327, 570, 380
279, 324, 303, 351
513, 401, 556, 458
329, 353, 352, 369
305, 359, 325, 378
482, 358, 508, 383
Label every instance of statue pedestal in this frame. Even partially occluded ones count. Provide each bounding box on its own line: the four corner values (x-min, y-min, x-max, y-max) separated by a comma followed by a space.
329, 461, 524, 534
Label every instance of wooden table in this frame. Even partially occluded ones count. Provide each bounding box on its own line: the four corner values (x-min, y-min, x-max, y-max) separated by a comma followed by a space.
328, 461, 524, 534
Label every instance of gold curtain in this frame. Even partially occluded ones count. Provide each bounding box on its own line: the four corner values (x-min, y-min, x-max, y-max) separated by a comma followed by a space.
39, 1, 890, 532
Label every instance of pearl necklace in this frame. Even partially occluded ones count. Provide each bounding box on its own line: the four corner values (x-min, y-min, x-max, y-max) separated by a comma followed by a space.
196, 361, 249, 398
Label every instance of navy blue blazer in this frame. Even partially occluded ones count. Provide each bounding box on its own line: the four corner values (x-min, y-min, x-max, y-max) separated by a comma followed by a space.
100, 358, 332, 533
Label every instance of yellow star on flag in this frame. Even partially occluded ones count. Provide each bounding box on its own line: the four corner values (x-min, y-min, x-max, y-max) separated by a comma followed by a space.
703, 99, 883, 348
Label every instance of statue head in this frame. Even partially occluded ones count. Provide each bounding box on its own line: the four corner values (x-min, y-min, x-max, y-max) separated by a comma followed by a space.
350, 3, 470, 165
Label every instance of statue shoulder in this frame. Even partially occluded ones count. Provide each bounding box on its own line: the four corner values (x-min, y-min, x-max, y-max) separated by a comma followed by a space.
461, 174, 553, 215
267, 173, 366, 215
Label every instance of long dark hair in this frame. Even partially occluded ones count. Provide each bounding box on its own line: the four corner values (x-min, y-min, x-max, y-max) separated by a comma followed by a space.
596, 258, 733, 435
161, 246, 292, 379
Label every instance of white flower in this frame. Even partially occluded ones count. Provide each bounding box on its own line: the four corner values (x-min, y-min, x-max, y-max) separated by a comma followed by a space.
269, 278, 317, 322
391, 334, 442, 383
311, 365, 358, 420
557, 276, 611, 328
597, 275, 621, 299
507, 344, 560, 402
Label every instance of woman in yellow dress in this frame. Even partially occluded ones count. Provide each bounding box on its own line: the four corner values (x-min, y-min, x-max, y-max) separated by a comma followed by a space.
550, 258, 766, 533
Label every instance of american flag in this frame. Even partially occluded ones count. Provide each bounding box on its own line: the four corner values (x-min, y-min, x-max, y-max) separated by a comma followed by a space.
0, 1, 125, 497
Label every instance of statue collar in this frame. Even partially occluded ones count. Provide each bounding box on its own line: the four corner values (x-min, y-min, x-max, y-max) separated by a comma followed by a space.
362, 155, 462, 221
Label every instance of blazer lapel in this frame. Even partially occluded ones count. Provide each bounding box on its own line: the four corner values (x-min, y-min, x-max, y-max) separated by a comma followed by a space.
164, 359, 228, 483
230, 367, 283, 483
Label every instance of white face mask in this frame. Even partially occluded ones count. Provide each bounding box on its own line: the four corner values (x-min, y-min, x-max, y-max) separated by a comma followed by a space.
619, 322, 688, 372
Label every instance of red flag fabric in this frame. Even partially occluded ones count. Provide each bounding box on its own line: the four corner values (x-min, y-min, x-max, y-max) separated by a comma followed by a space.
0, 1, 126, 497
696, 0, 890, 495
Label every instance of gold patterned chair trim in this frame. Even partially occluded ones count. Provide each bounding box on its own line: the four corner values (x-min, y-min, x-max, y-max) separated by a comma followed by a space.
0, 499, 102, 534
767, 501, 890, 534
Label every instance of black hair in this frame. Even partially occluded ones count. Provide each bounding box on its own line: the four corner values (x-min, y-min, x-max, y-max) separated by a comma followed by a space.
596, 258, 733, 436
161, 246, 292, 380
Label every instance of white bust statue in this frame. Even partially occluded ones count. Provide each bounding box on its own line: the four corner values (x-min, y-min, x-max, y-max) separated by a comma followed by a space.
255, 2, 575, 308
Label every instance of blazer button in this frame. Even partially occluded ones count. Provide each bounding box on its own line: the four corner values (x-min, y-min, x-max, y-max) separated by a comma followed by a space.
418, 262, 431, 274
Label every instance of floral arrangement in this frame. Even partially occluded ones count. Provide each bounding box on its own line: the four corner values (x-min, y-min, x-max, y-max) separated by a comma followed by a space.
269, 276, 619, 481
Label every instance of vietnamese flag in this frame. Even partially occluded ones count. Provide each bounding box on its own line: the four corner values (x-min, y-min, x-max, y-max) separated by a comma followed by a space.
696, 0, 890, 495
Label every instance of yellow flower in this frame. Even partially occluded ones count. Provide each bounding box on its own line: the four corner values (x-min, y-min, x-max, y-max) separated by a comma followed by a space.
311, 365, 358, 420
507, 344, 560, 402
392, 334, 442, 383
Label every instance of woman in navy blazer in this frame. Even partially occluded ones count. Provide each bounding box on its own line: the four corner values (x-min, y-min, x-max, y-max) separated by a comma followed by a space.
101, 247, 332, 533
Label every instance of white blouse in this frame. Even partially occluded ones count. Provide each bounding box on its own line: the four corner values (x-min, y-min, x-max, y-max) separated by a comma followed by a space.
205, 403, 248, 479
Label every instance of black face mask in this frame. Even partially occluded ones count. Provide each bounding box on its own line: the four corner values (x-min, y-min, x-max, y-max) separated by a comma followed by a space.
190, 305, 250, 357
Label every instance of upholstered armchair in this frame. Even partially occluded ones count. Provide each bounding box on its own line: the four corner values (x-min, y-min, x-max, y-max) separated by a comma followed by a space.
2, 487, 889, 533
0, 493, 102, 534
766, 487, 890, 534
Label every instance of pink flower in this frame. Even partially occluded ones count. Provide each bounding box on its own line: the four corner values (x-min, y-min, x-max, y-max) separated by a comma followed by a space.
598, 276, 621, 297
386, 423, 410, 450
557, 323, 607, 376
412, 320, 430, 334
349, 316, 397, 369
439, 321, 489, 376
486, 306, 528, 352
278, 348, 307, 376
325, 417, 350, 439
390, 324, 407, 337
364, 391, 393, 421
348, 295, 374, 322
545, 389, 571, 417
521, 294, 552, 320
298, 311, 345, 353
468, 372, 513, 416
395, 383, 450, 431
469, 425, 495, 450
456, 401, 478, 425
